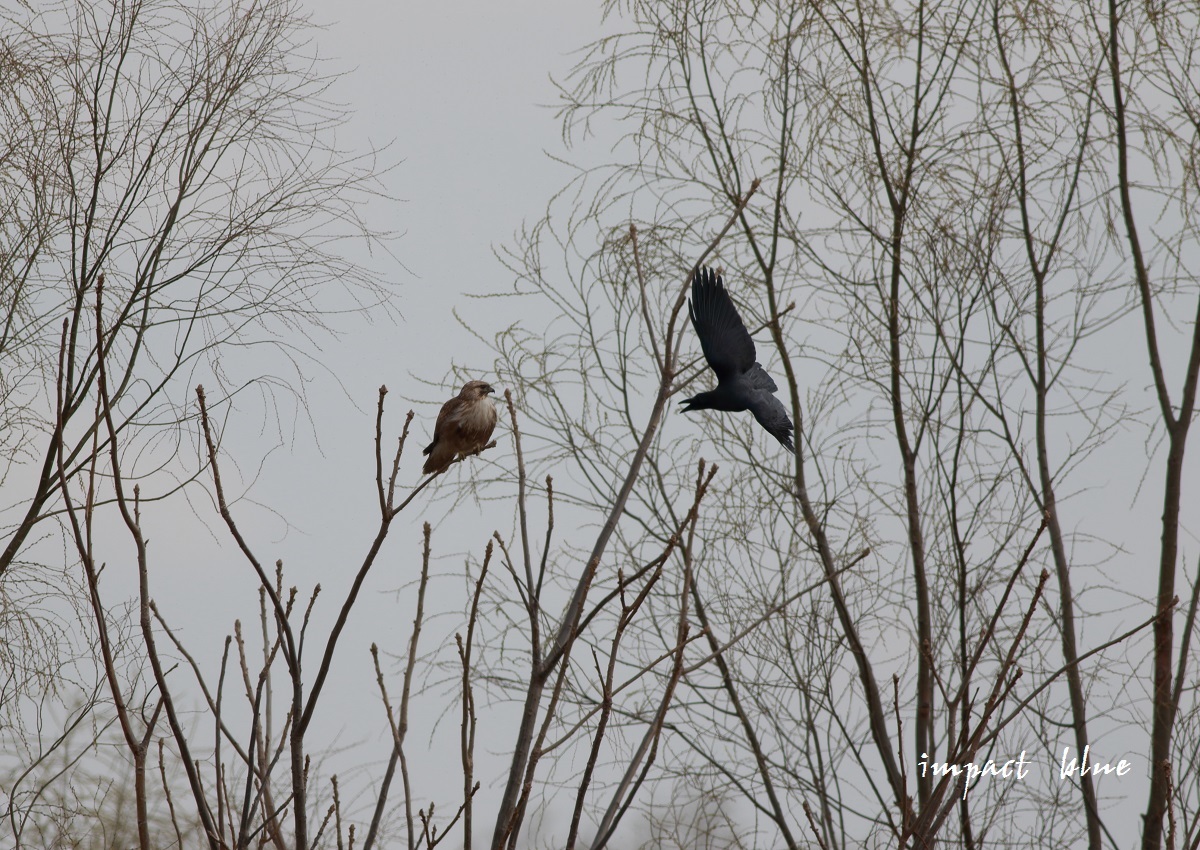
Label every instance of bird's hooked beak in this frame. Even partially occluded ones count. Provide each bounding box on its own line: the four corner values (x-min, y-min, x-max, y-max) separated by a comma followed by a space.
483, 384, 496, 395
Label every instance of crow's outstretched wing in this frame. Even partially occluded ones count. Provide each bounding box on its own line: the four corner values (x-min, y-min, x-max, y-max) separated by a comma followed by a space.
684, 266, 795, 454
748, 392, 795, 453
688, 267, 756, 383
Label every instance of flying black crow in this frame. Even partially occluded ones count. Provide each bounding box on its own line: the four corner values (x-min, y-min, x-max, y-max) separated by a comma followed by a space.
680, 267, 795, 453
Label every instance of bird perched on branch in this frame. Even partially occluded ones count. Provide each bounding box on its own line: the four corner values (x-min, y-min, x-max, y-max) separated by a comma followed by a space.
422, 380, 498, 475
680, 267, 795, 453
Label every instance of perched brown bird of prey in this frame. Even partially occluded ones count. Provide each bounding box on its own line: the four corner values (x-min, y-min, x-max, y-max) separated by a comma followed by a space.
422, 380, 498, 475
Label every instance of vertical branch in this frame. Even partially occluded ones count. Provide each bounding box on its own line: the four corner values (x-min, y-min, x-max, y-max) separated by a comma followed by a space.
564, 609, 627, 850
1171, 556, 1200, 716
459, 541, 492, 850
871, 0, 937, 798
992, 3, 1104, 843
630, 224, 663, 374
197, 384, 308, 847
375, 386, 389, 516
92, 279, 221, 849
399, 524, 434, 850
235, 675, 267, 850
504, 390, 539, 657
387, 411, 416, 511
364, 525, 434, 850
216, 635, 230, 846
300, 397, 433, 764
364, 645, 397, 850
55, 302, 151, 849
1106, 2, 1200, 845
196, 386, 299, 676
590, 462, 712, 850
503, 625, 576, 850
535, 476, 554, 603
687, 510, 801, 848
159, 740, 186, 850
892, 676, 911, 843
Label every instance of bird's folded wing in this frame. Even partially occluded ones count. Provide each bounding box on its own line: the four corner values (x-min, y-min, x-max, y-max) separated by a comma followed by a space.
744, 362, 778, 393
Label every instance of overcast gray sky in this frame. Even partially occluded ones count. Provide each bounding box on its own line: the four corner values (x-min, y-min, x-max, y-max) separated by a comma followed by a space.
15, 0, 1196, 846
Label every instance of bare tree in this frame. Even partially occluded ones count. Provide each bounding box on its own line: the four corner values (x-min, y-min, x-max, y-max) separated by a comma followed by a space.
475, 0, 1197, 847
2, 0, 393, 844
10, 0, 1200, 848
0, 0, 392, 581
1099, 0, 1200, 845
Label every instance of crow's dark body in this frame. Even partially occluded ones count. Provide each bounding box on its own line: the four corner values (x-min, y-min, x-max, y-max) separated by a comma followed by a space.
681, 267, 795, 453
